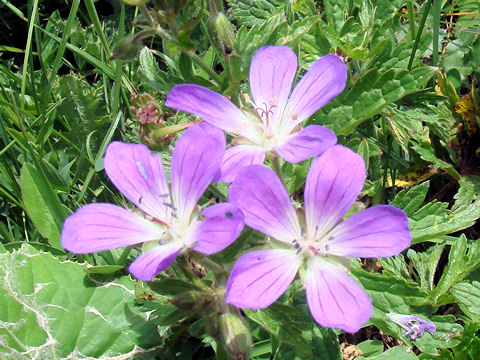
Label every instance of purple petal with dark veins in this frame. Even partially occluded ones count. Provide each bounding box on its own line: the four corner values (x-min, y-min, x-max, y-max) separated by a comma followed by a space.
274, 125, 337, 163
170, 123, 225, 222
304, 145, 366, 238
218, 145, 266, 183
229, 165, 301, 243
226, 249, 301, 309
327, 205, 411, 258
61, 203, 163, 253
192, 203, 245, 255
128, 243, 183, 281
283, 54, 347, 129
249, 46, 297, 117
104, 141, 172, 224
305, 259, 372, 333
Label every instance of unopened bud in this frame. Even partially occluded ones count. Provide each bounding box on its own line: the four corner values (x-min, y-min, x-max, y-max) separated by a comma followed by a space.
110, 34, 141, 61
219, 313, 252, 360
207, 12, 236, 55
172, 290, 215, 313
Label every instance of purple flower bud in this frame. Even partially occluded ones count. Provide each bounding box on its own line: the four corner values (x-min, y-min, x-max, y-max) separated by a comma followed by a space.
387, 313, 436, 340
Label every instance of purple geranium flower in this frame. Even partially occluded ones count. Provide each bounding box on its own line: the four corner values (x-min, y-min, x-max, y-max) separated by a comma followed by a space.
387, 313, 436, 340
61, 123, 244, 281
225, 145, 411, 333
165, 46, 347, 182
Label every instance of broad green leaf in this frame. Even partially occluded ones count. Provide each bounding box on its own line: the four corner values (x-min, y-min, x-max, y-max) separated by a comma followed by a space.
390, 181, 430, 217
228, 0, 281, 26
414, 315, 463, 355
20, 164, 66, 249
311, 326, 341, 360
450, 281, 480, 321
434, 235, 480, 302
356, 340, 383, 357
453, 175, 480, 209
319, 67, 437, 135
0, 244, 161, 358
244, 303, 312, 358
407, 245, 445, 293
409, 200, 480, 244
356, 345, 419, 359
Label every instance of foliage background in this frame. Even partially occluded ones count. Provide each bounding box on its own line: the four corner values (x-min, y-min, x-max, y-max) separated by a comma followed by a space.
0, 0, 479, 358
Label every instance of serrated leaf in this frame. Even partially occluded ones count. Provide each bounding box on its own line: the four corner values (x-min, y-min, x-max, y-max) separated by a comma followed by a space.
434, 235, 480, 302
410, 201, 480, 244
319, 67, 437, 135
390, 181, 430, 217
0, 244, 161, 358
451, 281, 480, 321
407, 245, 445, 293
228, 0, 281, 26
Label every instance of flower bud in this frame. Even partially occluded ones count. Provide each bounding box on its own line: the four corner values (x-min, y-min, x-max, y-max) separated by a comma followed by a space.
218, 313, 252, 360
171, 290, 215, 313
110, 34, 141, 61
207, 12, 236, 55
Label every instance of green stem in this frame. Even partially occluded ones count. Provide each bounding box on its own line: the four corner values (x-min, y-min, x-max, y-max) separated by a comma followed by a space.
153, 26, 222, 86
186, 50, 222, 86
406, 1, 416, 42
407, 0, 432, 70
271, 156, 286, 187
432, 0, 441, 66
21, 0, 39, 108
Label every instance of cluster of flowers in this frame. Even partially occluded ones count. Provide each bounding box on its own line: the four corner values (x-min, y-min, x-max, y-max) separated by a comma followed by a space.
62, 46, 412, 333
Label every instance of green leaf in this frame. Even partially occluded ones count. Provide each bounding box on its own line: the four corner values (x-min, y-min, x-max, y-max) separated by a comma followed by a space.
409, 200, 480, 244
356, 339, 383, 357
390, 181, 430, 217
311, 325, 341, 360
20, 164, 66, 249
407, 245, 445, 293
0, 244, 161, 358
434, 235, 480, 302
356, 345, 419, 359
228, 0, 281, 26
451, 281, 480, 321
453, 175, 480, 209
244, 303, 312, 358
320, 67, 437, 136
413, 315, 463, 355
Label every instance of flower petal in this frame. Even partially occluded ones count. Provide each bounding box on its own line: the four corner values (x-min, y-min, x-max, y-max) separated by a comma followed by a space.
226, 249, 301, 309
229, 165, 301, 243
192, 203, 245, 255
283, 54, 347, 129
305, 145, 366, 238
61, 203, 163, 253
305, 259, 372, 333
249, 46, 297, 115
327, 205, 411, 258
165, 84, 259, 142
104, 141, 171, 223
273, 125, 337, 163
128, 243, 183, 281
170, 123, 225, 222
218, 145, 266, 183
